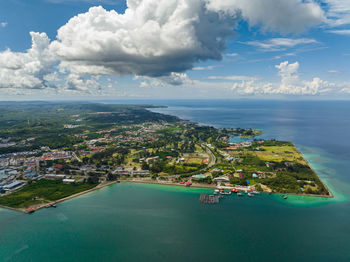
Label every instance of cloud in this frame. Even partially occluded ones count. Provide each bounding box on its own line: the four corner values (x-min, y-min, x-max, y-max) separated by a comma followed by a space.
323, 0, 350, 27
64, 74, 100, 92
50, 0, 326, 78
46, 0, 116, 4
206, 0, 325, 34
0, 32, 56, 89
193, 66, 216, 71
327, 29, 350, 35
208, 75, 257, 81
135, 72, 192, 87
228, 61, 334, 95
0, 0, 329, 93
0, 22, 7, 28
328, 69, 342, 74
225, 53, 239, 57
50, 3, 236, 78
244, 38, 319, 51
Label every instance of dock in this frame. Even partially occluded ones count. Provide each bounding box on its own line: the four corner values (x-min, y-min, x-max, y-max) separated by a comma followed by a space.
199, 194, 219, 204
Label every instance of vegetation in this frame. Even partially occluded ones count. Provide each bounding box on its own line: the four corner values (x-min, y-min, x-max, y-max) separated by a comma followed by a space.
0, 179, 96, 208
0, 101, 329, 211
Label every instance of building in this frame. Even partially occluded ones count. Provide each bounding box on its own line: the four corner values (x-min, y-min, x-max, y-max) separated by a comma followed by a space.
133, 170, 150, 176
113, 170, 131, 175
63, 179, 75, 184
192, 174, 210, 179
3, 181, 23, 191
214, 176, 230, 183
45, 174, 66, 180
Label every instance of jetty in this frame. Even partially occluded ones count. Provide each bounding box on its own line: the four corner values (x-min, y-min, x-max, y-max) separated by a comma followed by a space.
199, 194, 219, 204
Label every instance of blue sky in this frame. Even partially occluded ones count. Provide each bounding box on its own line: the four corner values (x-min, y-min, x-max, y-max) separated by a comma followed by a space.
0, 0, 350, 100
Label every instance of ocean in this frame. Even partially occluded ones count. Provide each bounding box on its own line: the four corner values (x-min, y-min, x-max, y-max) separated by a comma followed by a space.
1, 99, 350, 261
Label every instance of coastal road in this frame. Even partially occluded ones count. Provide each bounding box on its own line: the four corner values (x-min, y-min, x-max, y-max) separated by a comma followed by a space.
201, 143, 216, 168
169, 143, 217, 179
72, 152, 82, 163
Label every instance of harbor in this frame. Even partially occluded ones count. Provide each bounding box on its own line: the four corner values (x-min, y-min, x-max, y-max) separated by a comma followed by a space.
199, 188, 262, 204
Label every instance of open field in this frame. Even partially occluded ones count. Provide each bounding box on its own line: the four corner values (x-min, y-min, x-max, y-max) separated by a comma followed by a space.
0, 179, 97, 209
255, 145, 307, 164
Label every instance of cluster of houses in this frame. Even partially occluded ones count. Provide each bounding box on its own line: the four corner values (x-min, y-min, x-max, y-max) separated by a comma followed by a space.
0, 137, 16, 148
113, 167, 150, 176
190, 167, 268, 185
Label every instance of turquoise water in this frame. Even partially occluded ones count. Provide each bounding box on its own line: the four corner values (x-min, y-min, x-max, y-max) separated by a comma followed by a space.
1, 100, 350, 261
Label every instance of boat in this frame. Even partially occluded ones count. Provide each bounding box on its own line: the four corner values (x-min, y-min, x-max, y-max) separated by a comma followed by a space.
51, 204, 57, 208
247, 193, 254, 197
185, 181, 192, 187
220, 191, 232, 195
237, 192, 243, 196
26, 208, 35, 214
283, 196, 288, 200
251, 191, 260, 195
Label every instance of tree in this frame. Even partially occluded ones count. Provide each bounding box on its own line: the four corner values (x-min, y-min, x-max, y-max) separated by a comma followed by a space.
87, 175, 99, 184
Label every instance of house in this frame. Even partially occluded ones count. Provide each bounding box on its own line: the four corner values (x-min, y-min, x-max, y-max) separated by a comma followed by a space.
113, 170, 131, 175
252, 173, 259, 178
133, 170, 150, 176
45, 174, 66, 180
285, 162, 294, 167
63, 179, 75, 184
257, 171, 266, 179
146, 156, 159, 163
192, 174, 210, 179
55, 164, 64, 169
214, 176, 230, 183
3, 181, 23, 190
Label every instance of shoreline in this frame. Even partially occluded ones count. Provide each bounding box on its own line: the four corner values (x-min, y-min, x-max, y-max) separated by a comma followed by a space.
123, 179, 333, 198
294, 147, 334, 198
0, 180, 118, 214
0, 178, 333, 214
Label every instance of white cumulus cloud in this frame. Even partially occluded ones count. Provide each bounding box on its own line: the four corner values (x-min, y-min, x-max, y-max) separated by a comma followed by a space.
0, 0, 330, 93
244, 38, 319, 51
229, 61, 334, 95
206, 0, 325, 34
50, 2, 236, 78
0, 32, 56, 89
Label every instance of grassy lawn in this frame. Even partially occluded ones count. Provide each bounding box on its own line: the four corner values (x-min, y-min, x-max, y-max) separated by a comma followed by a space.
0, 179, 97, 208
186, 157, 205, 164
255, 145, 306, 164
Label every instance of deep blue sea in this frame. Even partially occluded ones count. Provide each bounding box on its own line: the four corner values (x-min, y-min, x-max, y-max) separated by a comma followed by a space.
1, 99, 350, 262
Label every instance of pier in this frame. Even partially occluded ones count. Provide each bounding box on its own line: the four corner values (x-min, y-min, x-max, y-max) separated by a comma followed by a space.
199, 194, 219, 204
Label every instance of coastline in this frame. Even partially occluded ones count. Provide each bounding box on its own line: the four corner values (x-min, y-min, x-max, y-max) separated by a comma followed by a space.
0, 177, 333, 214
0, 180, 118, 214
123, 179, 333, 198
294, 146, 334, 198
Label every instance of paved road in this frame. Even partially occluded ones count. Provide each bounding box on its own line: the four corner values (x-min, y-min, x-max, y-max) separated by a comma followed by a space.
201, 144, 216, 168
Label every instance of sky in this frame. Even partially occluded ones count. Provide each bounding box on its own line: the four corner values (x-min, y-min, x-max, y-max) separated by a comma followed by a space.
0, 0, 350, 100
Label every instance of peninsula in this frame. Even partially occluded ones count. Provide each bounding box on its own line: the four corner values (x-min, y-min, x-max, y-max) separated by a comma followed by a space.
0, 102, 331, 213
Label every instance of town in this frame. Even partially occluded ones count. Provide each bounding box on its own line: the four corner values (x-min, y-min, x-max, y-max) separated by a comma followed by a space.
0, 102, 331, 212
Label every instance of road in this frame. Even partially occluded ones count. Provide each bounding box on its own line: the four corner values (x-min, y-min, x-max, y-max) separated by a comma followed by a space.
201, 143, 216, 168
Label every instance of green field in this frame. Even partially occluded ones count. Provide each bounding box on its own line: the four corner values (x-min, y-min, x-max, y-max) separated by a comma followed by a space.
0, 179, 97, 208
255, 145, 306, 164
